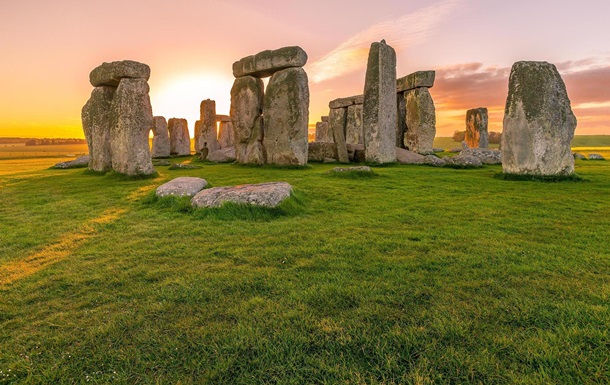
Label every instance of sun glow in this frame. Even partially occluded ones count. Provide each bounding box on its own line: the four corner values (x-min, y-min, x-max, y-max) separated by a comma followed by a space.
150, 73, 234, 137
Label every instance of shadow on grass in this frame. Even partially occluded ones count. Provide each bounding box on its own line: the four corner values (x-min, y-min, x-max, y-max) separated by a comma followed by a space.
494, 172, 586, 182
324, 169, 379, 179
143, 189, 306, 221
82, 169, 159, 181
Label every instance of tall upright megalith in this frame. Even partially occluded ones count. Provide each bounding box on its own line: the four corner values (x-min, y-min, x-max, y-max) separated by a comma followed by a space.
465, 108, 489, 149
81, 60, 155, 176
198, 99, 220, 154
230, 76, 266, 164
168, 118, 191, 156
502, 61, 577, 176
362, 40, 397, 164
151, 116, 170, 158
263, 67, 309, 165
217, 115, 234, 149
399, 71, 436, 154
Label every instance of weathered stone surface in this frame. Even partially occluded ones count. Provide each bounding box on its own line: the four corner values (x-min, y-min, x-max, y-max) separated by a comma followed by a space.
233, 46, 308, 78
151, 116, 170, 158
424, 155, 446, 167
197, 99, 219, 154
347, 144, 366, 163
465, 108, 489, 148
191, 182, 293, 208
168, 118, 191, 156
90, 60, 150, 87
109, 78, 155, 176
153, 159, 171, 166
230, 76, 265, 164
321, 116, 329, 123
345, 104, 364, 145
395, 147, 425, 164
52, 155, 91, 169
331, 166, 372, 173
168, 163, 202, 170
315, 121, 332, 143
433, 148, 444, 153
396, 92, 406, 148
573, 153, 586, 160
218, 121, 234, 149
363, 40, 397, 164
216, 114, 231, 122
329, 107, 349, 163
263, 67, 309, 165
460, 148, 501, 164
207, 147, 236, 163
502, 61, 577, 176
329, 95, 364, 109
404, 87, 436, 154
308, 142, 338, 162
588, 154, 605, 160
156, 177, 208, 198
445, 154, 483, 167
82, 86, 115, 172
396, 71, 435, 92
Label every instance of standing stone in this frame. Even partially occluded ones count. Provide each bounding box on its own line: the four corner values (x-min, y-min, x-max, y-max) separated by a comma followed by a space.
345, 104, 364, 145
151, 116, 171, 158
198, 99, 220, 154
230, 76, 265, 164
329, 107, 349, 163
263, 67, 309, 165
315, 121, 332, 143
109, 78, 155, 176
502, 61, 577, 176
82, 86, 115, 172
194, 120, 203, 153
363, 40, 397, 164
465, 108, 489, 149
396, 93, 406, 148
404, 88, 436, 154
218, 121, 234, 149
168, 118, 191, 156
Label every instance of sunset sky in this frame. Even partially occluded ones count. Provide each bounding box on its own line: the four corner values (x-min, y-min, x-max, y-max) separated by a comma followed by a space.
1, 0, 609, 138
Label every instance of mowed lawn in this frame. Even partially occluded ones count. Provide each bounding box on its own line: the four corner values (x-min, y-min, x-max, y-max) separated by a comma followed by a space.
0, 156, 609, 384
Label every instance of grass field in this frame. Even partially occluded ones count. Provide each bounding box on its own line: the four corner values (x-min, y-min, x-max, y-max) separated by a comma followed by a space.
0, 155, 609, 384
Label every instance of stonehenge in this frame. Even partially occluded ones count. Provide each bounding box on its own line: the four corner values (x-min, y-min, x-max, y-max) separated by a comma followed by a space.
230, 46, 310, 165
399, 71, 436, 154
502, 61, 577, 176
151, 116, 170, 158
82, 60, 155, 176
217, 115, 234, 149
465, 108, 489, 149
168, 118, 191, 156
195, 99, 220, 155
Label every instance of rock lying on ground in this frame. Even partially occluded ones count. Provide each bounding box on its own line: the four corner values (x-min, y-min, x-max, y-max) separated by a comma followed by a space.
52, 155, 90, 169
152, 159, 171, 166
207, 147, 236, 163
168, 163, 203, 170
156, 177, 208, 198
395, 147, 425, 164
459, 148, 502, 165
308, 142, 338, 162
331, 166, 373, 173
433, 148, 444, 153
573, 153, 586, 160
444, 154, 483, 167
191, 182, 293, 208
588, 154, 605, 160
424, 155, 446, 167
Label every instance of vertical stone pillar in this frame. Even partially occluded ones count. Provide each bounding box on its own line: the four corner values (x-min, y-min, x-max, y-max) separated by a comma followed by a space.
168, 118, 191, 156
230, 76, 265, 164
329, 107, 349, 163
151, 116, 170, 158
465, 107, 489, 149
199, 99, 219, 154
404, 88, 436, 154
82, 86, 115, 172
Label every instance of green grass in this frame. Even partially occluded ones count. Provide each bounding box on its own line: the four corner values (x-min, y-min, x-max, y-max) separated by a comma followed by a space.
1, 157, 609, 384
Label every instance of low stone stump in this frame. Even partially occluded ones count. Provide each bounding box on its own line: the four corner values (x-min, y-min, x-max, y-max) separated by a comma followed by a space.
156, 177, 208, 198
331, 166, 373, 173
424, 155, 446, 167
191, 182, 293, 208
460, 148, 502, 165
444, 154, 483, 168
395, 147, 425, 164
207, 147, 236, 163
573, 153, 586, 160
308, 142, 338, 162
168, 163, 203, 170
52, 155, 91, 169
588, 154, 605, 160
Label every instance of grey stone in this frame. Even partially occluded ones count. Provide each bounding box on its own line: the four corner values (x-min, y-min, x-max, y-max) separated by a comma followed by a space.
329, 94, 364, 109
404, 87, 436, 154
197, 99, 220, 154
109, 78, 155, 176
230, 76, 265, 164
460, 148, 502, 165
263, 67, 309, 165
90, 60, 150, 87
502, 62, 577, 176
52, 155, 91, 169
153, 159, 171, 166
218, 121, 234, 149
232, 46, 308, 78
345, 104, 364, 145
321, 116, 329, 123
82, 86, 115, 172
308, 142, 338, 162
346, 144, 366, 163
449, 148, 462, 153
433, 148, 444, 153
424, 154, 446, 167
331, 166, 372, 173
446, 154, 483, 167
573, 152, 586, 160
329, 107, 349, 163
363, 40, 397, 164
465, 108, 489, 148
207, 147, 236, 163
588, 154, 605, 160
151, 116, 170, 158
156, 177, 208, 198
315, 121, 332, 143
191, 182, 293, 208
462, 141, 469, 150
168, 163, 202, 170
395, 147, 425, 164
396, 71, 435, 92
323, 158, 337, 163
168, 118, 191, 156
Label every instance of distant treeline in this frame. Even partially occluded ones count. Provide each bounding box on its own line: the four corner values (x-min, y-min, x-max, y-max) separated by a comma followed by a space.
24, 138, 87, 146
452, 130, 502, 144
